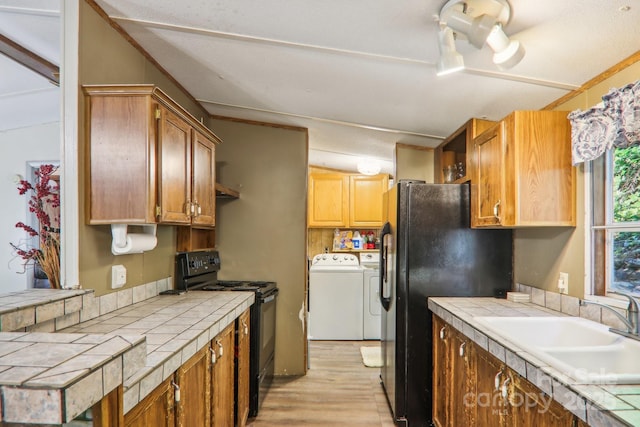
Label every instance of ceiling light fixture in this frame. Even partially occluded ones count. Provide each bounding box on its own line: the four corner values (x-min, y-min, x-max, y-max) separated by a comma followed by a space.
437, 0, 525, 75
436, 26, 465, 76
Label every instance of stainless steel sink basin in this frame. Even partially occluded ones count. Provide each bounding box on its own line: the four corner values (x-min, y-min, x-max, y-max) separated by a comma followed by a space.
474, 316, 640, 384
474, 316, 623, 348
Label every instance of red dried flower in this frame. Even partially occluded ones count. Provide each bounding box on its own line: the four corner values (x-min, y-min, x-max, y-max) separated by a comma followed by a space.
10, 164, 60, 285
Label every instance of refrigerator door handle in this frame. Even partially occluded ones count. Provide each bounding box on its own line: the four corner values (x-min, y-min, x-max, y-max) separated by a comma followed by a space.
380, 222, 392, 311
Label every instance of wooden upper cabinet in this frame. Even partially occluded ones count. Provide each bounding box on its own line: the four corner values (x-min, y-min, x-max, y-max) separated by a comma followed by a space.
308, 172, 388, 228
191, 131, 216, 228
349, 174, 389, 227
158, 105, 192, 225
308, 173, 349, 227
471, 110, 576, 228
435, 118, 495, 184
84, 85, 221, 227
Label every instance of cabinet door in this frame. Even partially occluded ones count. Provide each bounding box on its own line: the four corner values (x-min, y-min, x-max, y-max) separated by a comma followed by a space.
86, 92, 157, 224
475, 346, 507, 426
308, 173, 349, 227
432, 316, 451, 427
472, 123, 504, 227
191, 130, 216, 227
176, 346, 211, 427
236, 310, 251, 427
450, 330, 476, 426
124, 376, 176, 427
349, 175, 388, 227
505, 369, 574, 427
212, 323, 235, 427
158, 106, 192, 224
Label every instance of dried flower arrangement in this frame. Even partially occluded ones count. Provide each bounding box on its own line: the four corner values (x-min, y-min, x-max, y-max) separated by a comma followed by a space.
10, 164, 60, 289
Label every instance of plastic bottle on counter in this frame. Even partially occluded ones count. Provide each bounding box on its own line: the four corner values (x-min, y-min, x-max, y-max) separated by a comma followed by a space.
333, 229, 340, 251
352, 231, 363, 250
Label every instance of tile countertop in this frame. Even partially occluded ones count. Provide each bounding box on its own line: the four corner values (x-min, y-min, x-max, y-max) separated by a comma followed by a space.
0, 290, 254, 425
62, 290, 255, 415
428, 297, 640, 427
0, 289, 93, 331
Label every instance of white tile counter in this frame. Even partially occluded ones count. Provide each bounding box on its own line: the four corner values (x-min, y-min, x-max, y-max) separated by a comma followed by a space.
63, 290, 254, 415
429, 297, 640, 427
0, 331, 144, 424
0, 287, 254, 425
0, 289, 92, 332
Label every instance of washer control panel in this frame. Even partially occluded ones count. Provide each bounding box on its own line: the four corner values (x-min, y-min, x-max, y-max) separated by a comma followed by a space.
311, 253, 360, 266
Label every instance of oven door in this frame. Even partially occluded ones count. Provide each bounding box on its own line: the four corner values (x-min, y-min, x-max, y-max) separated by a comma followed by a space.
259, 290, 278, 375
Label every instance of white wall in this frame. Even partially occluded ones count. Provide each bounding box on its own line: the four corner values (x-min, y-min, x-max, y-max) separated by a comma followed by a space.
0, 122, 60, 292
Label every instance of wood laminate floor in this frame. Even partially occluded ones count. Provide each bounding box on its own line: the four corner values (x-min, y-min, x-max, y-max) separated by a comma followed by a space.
247, 341, 396, 426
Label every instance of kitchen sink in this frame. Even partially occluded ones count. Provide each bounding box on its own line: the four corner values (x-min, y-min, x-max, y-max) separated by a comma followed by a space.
541, 341, 640, 384
474, 316, 640, 384
474, 316, 623, 348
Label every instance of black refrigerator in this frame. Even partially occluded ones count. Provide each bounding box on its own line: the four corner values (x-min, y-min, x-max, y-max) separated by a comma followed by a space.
379, 181, 513, 426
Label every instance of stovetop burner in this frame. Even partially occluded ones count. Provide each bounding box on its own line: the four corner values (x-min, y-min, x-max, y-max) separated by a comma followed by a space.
217, 280, 248, 287
173, 250, 277, 296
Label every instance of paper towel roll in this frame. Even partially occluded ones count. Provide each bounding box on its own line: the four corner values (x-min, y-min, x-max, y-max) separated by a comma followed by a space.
111, 234, 157, 255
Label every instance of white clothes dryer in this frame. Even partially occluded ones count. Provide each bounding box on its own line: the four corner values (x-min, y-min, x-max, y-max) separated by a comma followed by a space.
360, 252, 381, 340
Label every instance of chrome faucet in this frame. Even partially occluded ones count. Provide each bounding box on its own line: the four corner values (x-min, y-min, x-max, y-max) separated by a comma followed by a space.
580, 291, 640, 341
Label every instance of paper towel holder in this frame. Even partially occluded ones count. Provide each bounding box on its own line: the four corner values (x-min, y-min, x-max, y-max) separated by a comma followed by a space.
111, 224, 158, 255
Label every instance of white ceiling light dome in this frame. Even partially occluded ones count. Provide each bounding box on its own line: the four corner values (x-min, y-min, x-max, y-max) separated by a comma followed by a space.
357, 159, 382, 175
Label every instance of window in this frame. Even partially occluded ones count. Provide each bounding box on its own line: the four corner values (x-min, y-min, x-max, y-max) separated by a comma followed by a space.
590, 145, 640, 296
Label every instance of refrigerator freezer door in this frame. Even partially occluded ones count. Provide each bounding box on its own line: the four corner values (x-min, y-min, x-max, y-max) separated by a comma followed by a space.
380, 182, 513, 426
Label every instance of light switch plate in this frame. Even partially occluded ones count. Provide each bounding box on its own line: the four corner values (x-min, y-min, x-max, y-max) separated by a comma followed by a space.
112, 265, 127, 289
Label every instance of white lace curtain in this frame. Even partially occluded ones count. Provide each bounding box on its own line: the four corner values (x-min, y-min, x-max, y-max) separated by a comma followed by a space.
568, 79, 640, 165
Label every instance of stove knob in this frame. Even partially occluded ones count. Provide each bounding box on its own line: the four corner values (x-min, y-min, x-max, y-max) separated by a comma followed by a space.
332, 255, 338, 260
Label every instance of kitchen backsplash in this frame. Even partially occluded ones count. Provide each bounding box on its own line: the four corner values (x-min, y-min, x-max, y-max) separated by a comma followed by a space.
307, 228, 380, 258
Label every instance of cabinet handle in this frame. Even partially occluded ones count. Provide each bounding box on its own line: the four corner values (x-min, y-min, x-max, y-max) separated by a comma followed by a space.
217, 339, 224, 357
185, 199, 192, 216
171, 381, 181, 402
439, 326, 446, 340
493, 199, 501, 221
242, 319, 249, 335
193, 200, 201, 217
494, 371, 503, 391
459, 342, 466, 357
501, 377, 511, 399
209, 346, 216, 364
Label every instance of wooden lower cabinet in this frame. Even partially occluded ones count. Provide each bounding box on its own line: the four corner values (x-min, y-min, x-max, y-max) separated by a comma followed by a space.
124, 377, 176, 427
176, 346, 211, 427
236, 309, 251, 427
123, 319, 246, 427
432, 316, 476, 427
433, 314, 580, 427
475, 345, 507, 426
505, 368, 575, 426
432, 316, 450, 427
212, 322, 236, 427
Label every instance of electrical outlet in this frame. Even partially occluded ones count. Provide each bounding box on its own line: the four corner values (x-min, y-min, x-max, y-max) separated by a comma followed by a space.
112, 265, 127, 289
558, 272, 569, 294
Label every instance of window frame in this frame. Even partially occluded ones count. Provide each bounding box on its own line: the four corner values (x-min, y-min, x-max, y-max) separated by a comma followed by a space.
584, 149, 640, 308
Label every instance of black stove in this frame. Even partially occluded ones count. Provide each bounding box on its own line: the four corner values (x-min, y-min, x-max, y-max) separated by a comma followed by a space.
172, 250, 278, 419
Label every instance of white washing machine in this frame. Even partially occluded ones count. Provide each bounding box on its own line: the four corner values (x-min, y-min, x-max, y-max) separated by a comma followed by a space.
308, 253, 364, 340
360, 252, 381, 340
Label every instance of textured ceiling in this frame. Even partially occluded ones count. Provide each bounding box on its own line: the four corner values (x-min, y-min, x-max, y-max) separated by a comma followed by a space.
2, 0, 640, 173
